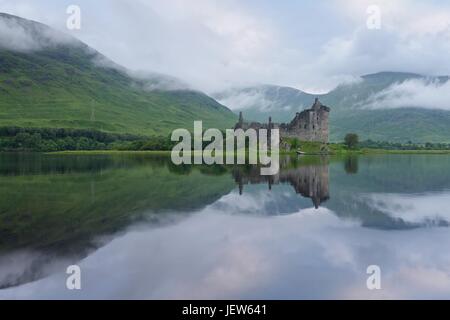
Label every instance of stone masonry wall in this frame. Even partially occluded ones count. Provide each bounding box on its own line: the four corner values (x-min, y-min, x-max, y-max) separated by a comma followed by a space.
236, 98, 330, 143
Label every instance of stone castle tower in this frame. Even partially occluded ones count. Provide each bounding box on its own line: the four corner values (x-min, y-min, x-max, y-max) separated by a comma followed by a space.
235, 98, 330, 143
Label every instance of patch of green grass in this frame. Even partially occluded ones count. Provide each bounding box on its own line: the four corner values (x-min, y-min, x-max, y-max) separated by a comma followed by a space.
360, 148, 450, 154
48, 150, 173, 155
329, 109, 450, 144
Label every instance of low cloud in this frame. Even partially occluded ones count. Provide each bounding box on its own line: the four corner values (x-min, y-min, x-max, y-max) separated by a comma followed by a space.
0, 13, 188, 92
363, 79, 450, 110
0, 15, 41, 51
0, 13, 76, 52
2, 0, 450, 93
129, 70, 191, 92
216, 89, 291, 112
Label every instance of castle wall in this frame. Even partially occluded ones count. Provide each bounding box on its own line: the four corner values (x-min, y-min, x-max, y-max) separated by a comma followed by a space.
279, 109, 329, 143
235, 99, 330, 144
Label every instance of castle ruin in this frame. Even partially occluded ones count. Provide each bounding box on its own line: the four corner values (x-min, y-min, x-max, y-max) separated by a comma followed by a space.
235, 98, 330, 143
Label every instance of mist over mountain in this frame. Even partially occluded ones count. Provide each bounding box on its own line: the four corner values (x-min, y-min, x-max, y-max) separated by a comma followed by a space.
216, 72, 450, 143
0, 13, 236, 136
214, 85, 320, 124
1, 12, 449, 143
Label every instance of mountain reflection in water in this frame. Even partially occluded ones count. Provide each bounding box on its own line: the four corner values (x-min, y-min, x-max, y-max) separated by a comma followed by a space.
1, 153, 450, 298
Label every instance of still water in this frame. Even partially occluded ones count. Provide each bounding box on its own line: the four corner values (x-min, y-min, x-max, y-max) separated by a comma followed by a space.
0, 153, 450, 299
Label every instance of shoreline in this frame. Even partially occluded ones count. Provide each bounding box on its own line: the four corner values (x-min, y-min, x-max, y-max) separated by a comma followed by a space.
42, 149, 450, 156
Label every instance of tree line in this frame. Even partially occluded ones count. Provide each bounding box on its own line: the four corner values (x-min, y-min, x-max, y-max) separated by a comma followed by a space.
344, 133, 450, 150
2, 127, 450, 152
359, 139, 450, 150
0, 127, 146, 152
0, 127, 238, 152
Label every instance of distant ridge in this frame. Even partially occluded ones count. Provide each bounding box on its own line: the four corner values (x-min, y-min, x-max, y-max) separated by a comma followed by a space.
216, 72, 450, 143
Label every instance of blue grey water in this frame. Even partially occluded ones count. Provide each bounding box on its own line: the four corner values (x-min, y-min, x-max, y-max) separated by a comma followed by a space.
0, 153, 450, 299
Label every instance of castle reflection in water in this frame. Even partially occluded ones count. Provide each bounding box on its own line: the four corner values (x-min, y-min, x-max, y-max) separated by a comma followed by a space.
232, 157, 330, 209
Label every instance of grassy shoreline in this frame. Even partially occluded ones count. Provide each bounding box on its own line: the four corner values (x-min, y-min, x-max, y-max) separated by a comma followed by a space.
46, 148, 450, 156
47, 150, 173, 155
359, 148, 450, 155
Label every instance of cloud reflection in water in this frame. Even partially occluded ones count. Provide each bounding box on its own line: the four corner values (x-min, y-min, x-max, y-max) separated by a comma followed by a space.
2, 189, 450, 300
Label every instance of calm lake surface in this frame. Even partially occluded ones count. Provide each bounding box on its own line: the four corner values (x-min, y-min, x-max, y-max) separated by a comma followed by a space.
1, 152, 450, 299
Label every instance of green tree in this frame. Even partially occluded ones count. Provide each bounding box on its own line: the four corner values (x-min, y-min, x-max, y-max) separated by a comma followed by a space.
290, 138, 300, 150
344, 133, 359, 149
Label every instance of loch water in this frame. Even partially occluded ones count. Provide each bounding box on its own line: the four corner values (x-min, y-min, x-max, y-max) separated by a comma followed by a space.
1, 153, 450, 299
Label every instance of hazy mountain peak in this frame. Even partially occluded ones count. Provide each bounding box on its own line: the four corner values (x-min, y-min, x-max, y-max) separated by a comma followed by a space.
0, 13, 236, 135
214, 84, 318, 123
0, 12, 84, 52
362, 71, 424, 79
215, 72, 450, 142
0, 13, 198, 93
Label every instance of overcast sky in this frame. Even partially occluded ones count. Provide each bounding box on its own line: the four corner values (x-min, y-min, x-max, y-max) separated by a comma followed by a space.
1, 0, 450, 93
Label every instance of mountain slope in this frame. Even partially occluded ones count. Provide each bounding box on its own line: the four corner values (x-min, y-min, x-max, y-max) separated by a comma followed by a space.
0, 13, 236, 136
214, 85, 318, 123
323, 72, 450, 142
216, 72, 450, 143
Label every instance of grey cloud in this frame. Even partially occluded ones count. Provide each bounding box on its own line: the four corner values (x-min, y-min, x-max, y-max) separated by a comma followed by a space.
363, 79, 450, 110
216, 89, 288, 112
0, 13, 77, 52
128, 70, 191, 92
2, 1, 450, 94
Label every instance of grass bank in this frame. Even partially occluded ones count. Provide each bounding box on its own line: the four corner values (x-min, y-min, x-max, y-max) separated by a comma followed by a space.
48, 150, 173, 156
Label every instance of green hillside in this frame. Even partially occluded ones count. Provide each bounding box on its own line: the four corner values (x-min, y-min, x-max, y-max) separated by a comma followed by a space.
217, 72, 450, 143
329, 108, 450, 143
0, 13, 236, 136
324, 72, 450, 142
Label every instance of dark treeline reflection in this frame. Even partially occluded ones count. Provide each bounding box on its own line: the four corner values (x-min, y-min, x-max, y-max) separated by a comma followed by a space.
0, 152, 115, 176
0, 152, 225, 176
344, 156, 359, 174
